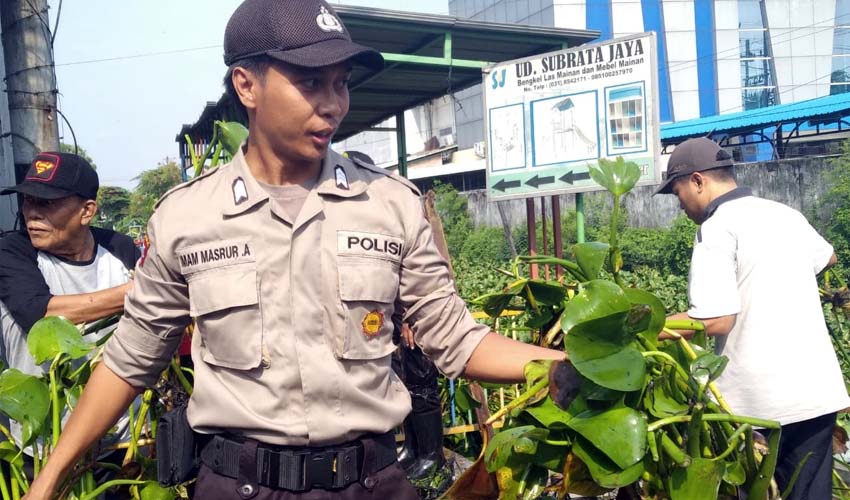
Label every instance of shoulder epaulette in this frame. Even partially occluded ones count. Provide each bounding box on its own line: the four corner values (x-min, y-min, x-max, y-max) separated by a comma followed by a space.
349, 156, 421, 196
153, 164, 226, 209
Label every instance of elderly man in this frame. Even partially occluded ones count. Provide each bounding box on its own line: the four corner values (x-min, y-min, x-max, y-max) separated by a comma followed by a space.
656, 137, 849, 500
0, 152, 138, 456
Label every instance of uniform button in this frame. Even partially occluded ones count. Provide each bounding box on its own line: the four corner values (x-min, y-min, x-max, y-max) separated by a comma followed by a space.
239, 484, 255, 497
363, 476, 377, 489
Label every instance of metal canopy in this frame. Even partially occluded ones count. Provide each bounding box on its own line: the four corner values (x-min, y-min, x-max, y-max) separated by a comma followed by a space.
176, 6, 598, 146
336, 5, 597, 140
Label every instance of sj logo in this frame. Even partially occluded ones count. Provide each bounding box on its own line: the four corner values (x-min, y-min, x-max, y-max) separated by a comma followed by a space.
34, 160, 55, 174
491, 68, 506, 89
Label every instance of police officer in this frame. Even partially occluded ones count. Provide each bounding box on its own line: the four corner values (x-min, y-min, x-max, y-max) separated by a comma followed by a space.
26, 1, 564, 498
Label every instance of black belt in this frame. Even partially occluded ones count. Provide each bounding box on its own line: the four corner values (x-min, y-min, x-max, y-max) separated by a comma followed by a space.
199, 432, 397, 492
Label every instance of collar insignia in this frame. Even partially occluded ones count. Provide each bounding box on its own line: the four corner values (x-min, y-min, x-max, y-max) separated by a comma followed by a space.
335, 166, 349, 190
316, 6, 344, 33
232, 177, 249, 205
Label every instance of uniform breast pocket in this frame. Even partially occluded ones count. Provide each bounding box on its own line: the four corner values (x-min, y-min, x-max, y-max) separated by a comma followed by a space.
336, 258, 399, 360
188, 265, 262, 370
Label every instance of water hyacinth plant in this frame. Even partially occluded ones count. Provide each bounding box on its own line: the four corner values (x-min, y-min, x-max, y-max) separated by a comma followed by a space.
445, 157, 782, 500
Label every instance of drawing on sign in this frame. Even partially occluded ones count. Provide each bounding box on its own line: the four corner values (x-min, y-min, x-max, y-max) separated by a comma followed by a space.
605, 82, 647, 156
531, 90, 599, 167
488, 103, 526, 171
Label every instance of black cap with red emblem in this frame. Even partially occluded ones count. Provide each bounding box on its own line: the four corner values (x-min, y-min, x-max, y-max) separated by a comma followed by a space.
0, 152, 99, 200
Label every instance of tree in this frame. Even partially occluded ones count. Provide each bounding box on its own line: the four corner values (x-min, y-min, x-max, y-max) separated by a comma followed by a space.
60, 142, 97, 170
94, 186, 131, 231
126, 161, 183, 227
432, 181, 471, 258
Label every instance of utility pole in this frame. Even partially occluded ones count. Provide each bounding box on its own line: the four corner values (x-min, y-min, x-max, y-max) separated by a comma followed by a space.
0, 0, 59, 183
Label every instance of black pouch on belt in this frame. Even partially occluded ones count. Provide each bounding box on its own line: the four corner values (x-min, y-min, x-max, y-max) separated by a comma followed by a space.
156, 404, 198, 486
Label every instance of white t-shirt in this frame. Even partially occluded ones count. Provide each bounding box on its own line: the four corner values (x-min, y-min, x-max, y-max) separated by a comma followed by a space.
0, 228, 139, 453
688, 188, 849, 425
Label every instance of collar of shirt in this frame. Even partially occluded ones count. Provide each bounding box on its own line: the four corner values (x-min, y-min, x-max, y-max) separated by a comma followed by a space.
221, 148, 368, 217
703, 186, 753, 222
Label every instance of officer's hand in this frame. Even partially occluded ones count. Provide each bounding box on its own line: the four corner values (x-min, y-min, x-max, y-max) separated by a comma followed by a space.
401, 323, 415, 349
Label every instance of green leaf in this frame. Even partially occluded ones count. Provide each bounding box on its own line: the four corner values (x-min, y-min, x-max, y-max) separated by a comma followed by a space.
588, 157, 642, 196
580, 379, 623, 402
525, 307, 554, 329
623, 288, 666, 350
645, 378, 689, 418
525, 280, 568, 306
0, 369, 49, 445
565, 316, 646, 391
27, 317, 92, 364
566, 406, 647, 469
571, 436, 645, 488
455, 385, 481, 413
525, 397, 573, 429
475, 292, 514, 318
669, 458, 725, 500
572, 242, 610, 281
561, 280, 631, 335
140, 481, 176, 500
0, 441, 23, 468
485, 425, 549, 472
690, 352, 729, 385
531, 440, 568, 471
215, 121, 249, 157
722, 459, 747, 486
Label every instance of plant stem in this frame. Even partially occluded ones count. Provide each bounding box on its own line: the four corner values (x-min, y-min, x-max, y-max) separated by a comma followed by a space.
664, 319, 705, 331
712, 424, 750, 462
170, 358, 193, 395
647, 414, 780, 433
662, 328, 734, 413
642, 351, 693, 384
659, 433, 690, 467
543, 439, 569, 447
79, 480, 147, 500
0, 460, 11, 500
48, 353, 64, 449
485, 376, 549, 425
747, 427, 781, 500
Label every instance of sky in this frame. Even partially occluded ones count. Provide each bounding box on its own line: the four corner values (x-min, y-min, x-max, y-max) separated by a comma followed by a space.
49, 1, 449, 190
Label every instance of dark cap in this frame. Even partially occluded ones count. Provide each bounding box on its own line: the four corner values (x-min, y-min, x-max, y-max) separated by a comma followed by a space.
653, 138, 734, 195
223, 0, 384, 71
0, 152, 99, 200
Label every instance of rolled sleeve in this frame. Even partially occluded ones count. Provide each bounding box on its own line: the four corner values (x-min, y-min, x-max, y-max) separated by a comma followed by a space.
103, 213, 190, 388
688, 225, 741, 319
399, 205, 488, 379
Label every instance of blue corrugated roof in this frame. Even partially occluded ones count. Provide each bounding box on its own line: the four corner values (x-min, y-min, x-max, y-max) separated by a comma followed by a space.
660, 92, 850, 142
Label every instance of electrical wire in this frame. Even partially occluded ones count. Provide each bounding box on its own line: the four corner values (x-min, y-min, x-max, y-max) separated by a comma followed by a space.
54, 45, 222, 67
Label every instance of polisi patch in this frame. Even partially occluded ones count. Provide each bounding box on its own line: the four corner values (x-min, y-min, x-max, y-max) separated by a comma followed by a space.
362, 310, 384, 338
176, 238, 255, 275
337, 231, 403, 262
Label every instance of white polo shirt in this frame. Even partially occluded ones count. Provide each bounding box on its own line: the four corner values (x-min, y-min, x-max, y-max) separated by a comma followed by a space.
688, 188, 849, 425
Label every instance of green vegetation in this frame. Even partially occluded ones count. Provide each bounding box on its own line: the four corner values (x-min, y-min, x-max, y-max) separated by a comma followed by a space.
444, 158, 779, 500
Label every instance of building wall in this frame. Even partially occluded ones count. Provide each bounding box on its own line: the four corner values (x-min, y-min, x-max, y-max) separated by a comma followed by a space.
334, 95, 456, 166
464, 155, 837, 230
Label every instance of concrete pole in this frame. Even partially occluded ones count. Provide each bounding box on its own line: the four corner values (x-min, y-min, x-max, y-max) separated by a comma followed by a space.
0, 0, 59, 183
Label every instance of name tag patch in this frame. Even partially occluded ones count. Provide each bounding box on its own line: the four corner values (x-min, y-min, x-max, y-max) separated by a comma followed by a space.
177, 238, 255, 275
337, 231, 403, 262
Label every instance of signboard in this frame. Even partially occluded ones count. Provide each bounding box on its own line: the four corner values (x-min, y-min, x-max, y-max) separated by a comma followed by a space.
483, 33, 661, 201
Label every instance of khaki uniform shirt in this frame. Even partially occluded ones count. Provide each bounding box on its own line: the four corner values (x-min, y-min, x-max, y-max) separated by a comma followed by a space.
103, 148, 489, 446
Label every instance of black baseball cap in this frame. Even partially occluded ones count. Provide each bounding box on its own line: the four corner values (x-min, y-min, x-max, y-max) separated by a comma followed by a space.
223, 0, 384, 71
653, 138, 734, 195
0, 152, 99, 200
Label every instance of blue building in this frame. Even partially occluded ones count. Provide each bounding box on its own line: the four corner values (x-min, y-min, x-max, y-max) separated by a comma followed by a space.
450, 0, 850, 152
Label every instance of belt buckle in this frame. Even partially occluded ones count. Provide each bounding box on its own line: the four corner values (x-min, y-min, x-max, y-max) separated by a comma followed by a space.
304, 451, 336, 489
